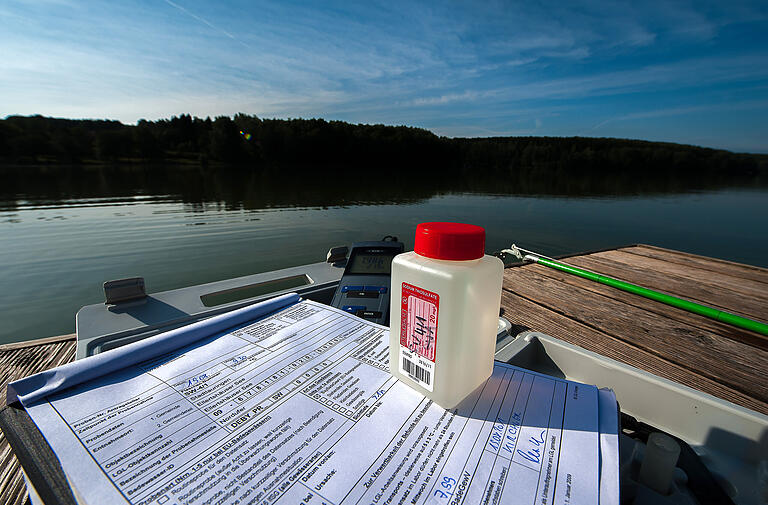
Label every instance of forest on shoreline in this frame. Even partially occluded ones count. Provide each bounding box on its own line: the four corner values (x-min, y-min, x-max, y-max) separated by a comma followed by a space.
1, 114, 766, 178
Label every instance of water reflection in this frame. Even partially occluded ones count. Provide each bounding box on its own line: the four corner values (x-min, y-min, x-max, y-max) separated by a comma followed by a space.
2, 165, 766, 211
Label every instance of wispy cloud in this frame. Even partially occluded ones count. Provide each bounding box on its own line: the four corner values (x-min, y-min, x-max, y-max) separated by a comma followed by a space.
408, 91, 482, 106
161, 0, 250, 49
586, 99, 768, 132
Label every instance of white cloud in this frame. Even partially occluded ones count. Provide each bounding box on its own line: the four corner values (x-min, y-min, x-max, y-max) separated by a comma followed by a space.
587, 99, 768, 132
407, 91, 481, 106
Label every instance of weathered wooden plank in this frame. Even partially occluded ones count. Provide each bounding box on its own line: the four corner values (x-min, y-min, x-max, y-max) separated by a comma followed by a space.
0, 431, 27, 505
596, 249, 768, 304
503, 267, 768, 403
500, 289, 768, 415
514, 262, 768, 350
629, 245, 768, 285
565, 254, 768, 323
0, 339, 76, 404
0, 334, 75, 352
0, 338, 75, 505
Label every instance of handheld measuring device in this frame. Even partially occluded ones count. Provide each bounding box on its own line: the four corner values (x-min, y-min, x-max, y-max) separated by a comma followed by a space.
330, 239, 404, 325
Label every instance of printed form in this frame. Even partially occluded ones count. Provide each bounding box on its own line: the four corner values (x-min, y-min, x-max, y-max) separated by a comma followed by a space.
23, 299, 613, 505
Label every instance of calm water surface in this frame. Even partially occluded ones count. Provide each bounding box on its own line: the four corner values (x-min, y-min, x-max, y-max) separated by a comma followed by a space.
1, 167, 767, 344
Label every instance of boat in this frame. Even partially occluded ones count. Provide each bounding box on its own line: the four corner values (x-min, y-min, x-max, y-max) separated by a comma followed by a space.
1, 243, 766, 504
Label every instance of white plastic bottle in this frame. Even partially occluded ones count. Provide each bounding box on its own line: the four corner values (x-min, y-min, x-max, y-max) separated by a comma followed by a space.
389, 222, 503, 409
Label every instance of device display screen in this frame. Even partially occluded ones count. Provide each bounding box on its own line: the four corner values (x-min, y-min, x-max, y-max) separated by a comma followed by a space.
346, 250, 396, 275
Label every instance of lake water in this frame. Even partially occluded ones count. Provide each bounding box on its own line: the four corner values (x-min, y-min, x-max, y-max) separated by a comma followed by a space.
1, 166, 767, 344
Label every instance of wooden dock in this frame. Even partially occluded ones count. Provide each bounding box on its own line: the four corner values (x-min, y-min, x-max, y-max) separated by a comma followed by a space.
502, 244, 768, 415
0, 244, 766, 504
0, 334, 75, 505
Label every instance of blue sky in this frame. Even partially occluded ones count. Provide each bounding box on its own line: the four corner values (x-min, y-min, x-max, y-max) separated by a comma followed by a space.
2, 0, 768, 152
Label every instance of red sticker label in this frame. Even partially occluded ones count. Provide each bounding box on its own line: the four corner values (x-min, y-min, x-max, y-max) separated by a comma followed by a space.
400, 282, 439, 362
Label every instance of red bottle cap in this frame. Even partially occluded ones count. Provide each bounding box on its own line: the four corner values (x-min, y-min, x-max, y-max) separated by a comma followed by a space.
414, 222, 486, 260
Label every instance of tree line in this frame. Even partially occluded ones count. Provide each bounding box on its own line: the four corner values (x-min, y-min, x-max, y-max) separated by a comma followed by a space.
1, 114, 766, 177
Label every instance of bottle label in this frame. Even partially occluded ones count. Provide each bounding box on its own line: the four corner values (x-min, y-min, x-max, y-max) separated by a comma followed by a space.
399, 282, 439, 391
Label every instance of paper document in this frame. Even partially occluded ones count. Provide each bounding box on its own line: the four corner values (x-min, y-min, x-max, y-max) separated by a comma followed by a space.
7, 293, 300, 406
21, 299, 616, 505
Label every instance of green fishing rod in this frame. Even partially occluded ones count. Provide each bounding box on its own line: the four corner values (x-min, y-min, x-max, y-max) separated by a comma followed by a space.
503, 245, 768, 337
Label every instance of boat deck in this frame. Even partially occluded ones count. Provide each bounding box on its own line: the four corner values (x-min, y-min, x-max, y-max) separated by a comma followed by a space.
1, 244, 767, 504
